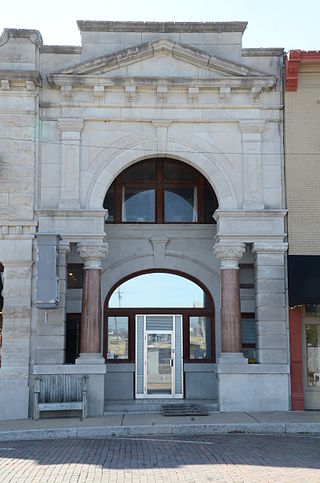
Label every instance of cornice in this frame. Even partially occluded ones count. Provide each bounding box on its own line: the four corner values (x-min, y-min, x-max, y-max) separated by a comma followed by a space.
41, 45, 81, 54
0, 70, 42, 88
0, 28, 42, 47
242, 48, 284, 57
77, 20, 248, 34
47, 75, 276, 91
285, 50, 320, 92
48, 38, 273, 79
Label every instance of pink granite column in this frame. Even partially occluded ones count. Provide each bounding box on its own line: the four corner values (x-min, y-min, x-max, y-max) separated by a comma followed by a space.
214, 243, 245, 356
77, 241, 108, 363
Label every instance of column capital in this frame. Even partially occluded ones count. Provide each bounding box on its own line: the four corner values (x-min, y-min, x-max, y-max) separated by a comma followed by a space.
77, 241, 108, 269
252, 242, 288, 254
58, 118, 84, 133
239, 120, 265, 134
214, 242, 246, 269
59, 240, 71, 256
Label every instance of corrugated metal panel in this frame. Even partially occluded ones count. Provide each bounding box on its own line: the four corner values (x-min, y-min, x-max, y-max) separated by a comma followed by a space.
174, 315, 183, 396
136, 316, 144, 395
146, 316, 173, 331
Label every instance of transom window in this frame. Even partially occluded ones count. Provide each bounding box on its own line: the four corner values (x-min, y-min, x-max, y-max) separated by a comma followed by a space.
103, 158, 218, 223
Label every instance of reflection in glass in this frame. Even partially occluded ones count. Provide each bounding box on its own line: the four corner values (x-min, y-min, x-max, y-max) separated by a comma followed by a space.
306, 324, 320, 387
147, 333, 172, 395
121, 160, 156, 181
189, 316, 211, 359
104, 183, 115, 223
122, 187, 155, 222
204, 183, 218, 223
107, 316, 128, 359
164, 187, 197, 222
306, 305, 320, 317
108, 273, 210, 308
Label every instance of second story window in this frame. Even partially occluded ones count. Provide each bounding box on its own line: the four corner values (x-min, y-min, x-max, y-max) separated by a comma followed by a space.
103, 158, 218, 224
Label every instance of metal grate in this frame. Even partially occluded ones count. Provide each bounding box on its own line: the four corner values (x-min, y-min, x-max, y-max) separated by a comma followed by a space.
161, 403, 209, 416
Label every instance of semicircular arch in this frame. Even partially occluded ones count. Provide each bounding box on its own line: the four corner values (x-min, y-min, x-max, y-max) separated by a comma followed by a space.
85, 132, 238, 210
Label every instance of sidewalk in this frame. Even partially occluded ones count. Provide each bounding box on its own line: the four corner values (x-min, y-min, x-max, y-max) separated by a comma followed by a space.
0, 411, 320, 441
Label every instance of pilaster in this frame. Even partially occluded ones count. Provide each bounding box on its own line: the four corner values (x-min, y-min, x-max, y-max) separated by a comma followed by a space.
58, 118, 84, 209
239, 121, 265, 210
252, 242, 288, 364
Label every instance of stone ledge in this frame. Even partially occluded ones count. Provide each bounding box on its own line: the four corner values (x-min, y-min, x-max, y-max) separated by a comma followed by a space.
33, 364, 106, 375
77, 20, 248, 34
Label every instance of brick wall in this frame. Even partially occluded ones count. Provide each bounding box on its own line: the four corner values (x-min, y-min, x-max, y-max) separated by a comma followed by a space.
285, 64, 320, 255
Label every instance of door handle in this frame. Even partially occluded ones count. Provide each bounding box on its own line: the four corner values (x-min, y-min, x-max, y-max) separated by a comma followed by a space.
169, 358, 174, 367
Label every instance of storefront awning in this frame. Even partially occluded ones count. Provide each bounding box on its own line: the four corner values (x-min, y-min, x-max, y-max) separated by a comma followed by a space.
288, 255, 320, 307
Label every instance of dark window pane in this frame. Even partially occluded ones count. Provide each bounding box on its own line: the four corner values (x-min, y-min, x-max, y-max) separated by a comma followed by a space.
107, 316, 129, 360
122, 187, 155, 222
204, 182, 218, 223
104, 182, 115, 223
121, 160, 156, 181
164, 187, 197, 222
241, 317, 256, 345
189, 316, 211, 359
164, 161, 197, 180
67, 264, 83, 289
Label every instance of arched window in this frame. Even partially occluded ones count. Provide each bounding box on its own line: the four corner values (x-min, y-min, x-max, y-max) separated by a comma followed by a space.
103, 158, 218, 223
104, 271, 215, 363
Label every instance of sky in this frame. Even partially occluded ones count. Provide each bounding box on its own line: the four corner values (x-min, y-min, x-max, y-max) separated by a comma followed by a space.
108, 273, 205, 308
1, 0, 319, 51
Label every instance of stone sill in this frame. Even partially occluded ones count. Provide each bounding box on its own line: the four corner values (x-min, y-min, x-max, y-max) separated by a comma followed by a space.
33, 364, 106, 375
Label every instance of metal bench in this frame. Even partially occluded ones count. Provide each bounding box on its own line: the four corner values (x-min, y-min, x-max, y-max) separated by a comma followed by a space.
33, 374, 88, 420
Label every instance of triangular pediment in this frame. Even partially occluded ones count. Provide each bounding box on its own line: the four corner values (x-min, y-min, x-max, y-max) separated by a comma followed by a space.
50, 38, 272, 80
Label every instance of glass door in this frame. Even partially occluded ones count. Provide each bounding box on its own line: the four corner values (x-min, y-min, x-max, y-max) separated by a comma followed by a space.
146, 333, 173, 396
302, 305, 320, 409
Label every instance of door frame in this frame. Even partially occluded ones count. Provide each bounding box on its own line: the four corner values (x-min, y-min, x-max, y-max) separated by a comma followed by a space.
301, 306, 320, 409
135, 314, 183, 399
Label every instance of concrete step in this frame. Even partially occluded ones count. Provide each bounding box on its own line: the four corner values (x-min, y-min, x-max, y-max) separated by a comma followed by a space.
104, 399, 219, 415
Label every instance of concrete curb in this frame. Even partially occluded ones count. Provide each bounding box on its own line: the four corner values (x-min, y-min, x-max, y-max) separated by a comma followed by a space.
0, 422, 320, 441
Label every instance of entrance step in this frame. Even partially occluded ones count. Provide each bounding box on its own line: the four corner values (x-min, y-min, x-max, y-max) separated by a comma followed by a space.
104, 399, 219, 415
161, 403, 209, 416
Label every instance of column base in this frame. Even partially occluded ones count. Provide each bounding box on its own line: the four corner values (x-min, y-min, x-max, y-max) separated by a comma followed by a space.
76, 352, 105, 365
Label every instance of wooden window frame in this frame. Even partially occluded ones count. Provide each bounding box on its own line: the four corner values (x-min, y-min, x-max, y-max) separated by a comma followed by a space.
103, 269, 215, 364
104, 158, 218, 224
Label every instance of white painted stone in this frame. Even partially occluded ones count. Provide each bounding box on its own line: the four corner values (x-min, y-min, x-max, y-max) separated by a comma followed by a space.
0, 21, 288, 418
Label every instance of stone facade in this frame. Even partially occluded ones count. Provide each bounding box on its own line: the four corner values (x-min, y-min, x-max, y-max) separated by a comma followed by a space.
0, 21, 290, 419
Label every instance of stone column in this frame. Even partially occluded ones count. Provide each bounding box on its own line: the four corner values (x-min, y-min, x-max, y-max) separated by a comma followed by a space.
214, 242, 246, 362
76, 241, 108, 364
58, 118, 84, 209
252, 242, 288, 364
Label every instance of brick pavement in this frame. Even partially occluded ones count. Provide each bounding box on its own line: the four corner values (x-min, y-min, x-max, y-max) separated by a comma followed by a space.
0, 434, 320, 482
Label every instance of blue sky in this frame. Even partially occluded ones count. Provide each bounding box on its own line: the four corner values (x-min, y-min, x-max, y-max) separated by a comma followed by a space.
108, 273, 205, 308
1, 0, 319, 50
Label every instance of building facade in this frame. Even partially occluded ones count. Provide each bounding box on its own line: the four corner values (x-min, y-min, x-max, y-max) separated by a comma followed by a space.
285, 50, 320, 410
0, 21, 289, 420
